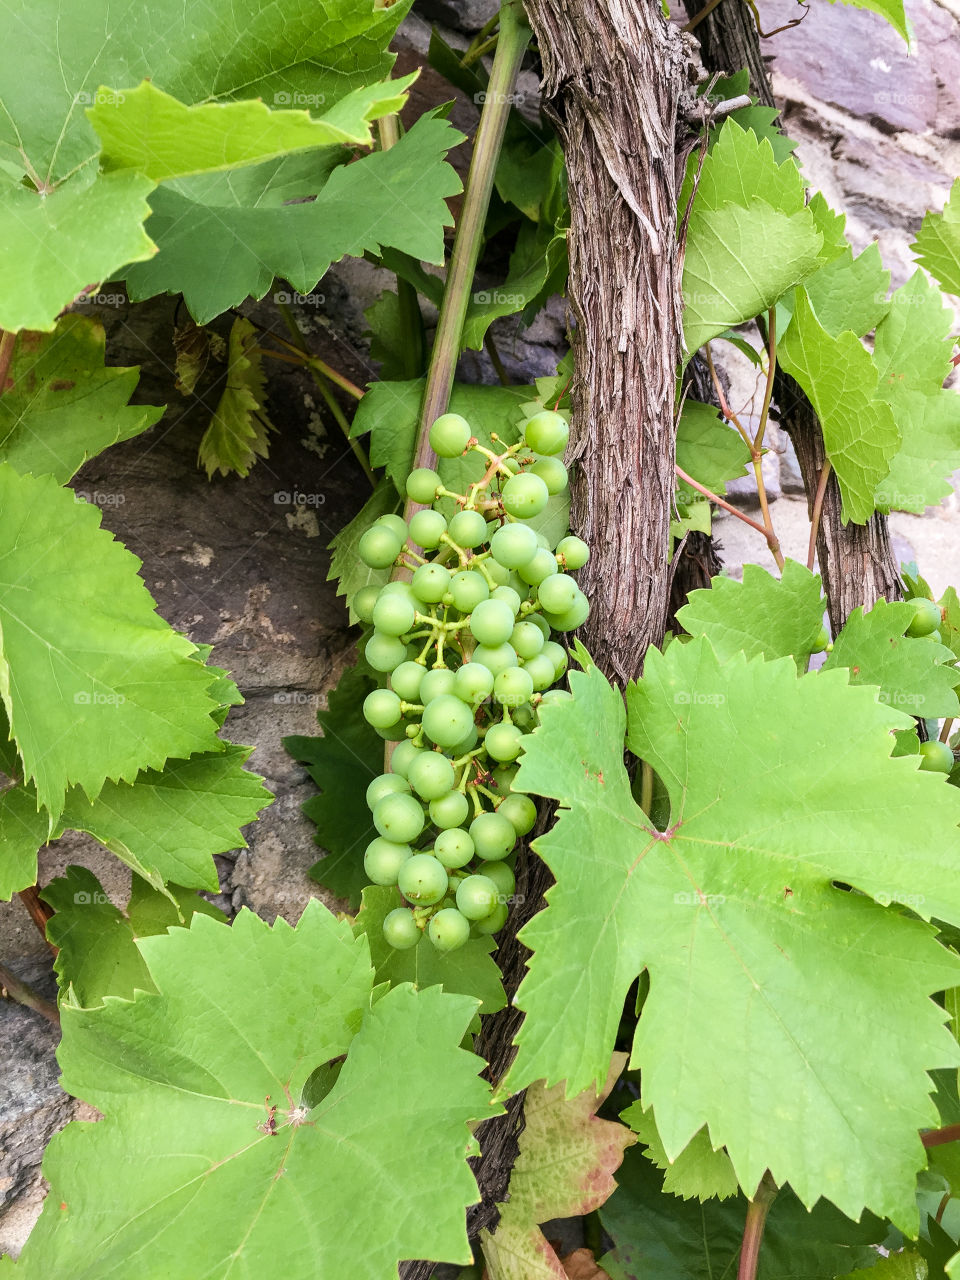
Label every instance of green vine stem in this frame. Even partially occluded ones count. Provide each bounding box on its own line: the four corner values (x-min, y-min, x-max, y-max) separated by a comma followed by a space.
737, 1172, 778, 1280
0, 960, 60, 1026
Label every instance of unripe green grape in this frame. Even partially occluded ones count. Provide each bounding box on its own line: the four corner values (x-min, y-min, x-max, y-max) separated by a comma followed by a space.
372, 592, 416, 637
907, 597, 942, 637
454, 662, 495, 705
373, 791, 425, 843
556, 535, 589, 570
524, 652, 557, 691
420, 668, 457, 702
448, 509, 488, 548
380, 580, 416, 600
363, 836, 413, 886
511, 621, 545, 660
484, 557, 511, 585
538, 573, 579, 615
423, 695, 475, 748
472, 643, 518, 678
449, 571, 489, 613
406, 467, 442, 504
429, 412, 472, 457
354, 584, 380, 623
451, 724, 479, 754
364, 631, 407, 673
456, 874, 499, 920
390, 740, 422, 778
531, 455, 569, 495
391, 660, 426, 702
491, 522, 538, 569
471, 598, 516, 646
492, 764, 519, 796
919, 740, 954, 773
473, 902, 509, 935
434, 827, 475, 869
502, 455, 522, 475
428, 907, 471, 952
494, 667, 534, 707
383, 907, 421, 950
412, 563, 452, 604
363, 688, 403, 729
358, 525, 402, 569
811, 627, 830, 652
366, 772, 411, 809
407, 751, 456, 801
498, 792, 537, 836
376, 513, 408, 540
539, 689, 574, 707
541, 640, 568, 679
479, 859, 515, 898
398, 853, 449, 905
484, 721, 525, 762
408, 509, 447, 550
429, 789, 471, 829
512, 704, 537, 731
502, 472, 549, 519
523, 409, 569, 456
469, 811, 517, 860
491, 586, 523, 617
518, 548, 559, 587
544, 588, 590, 632
526, 611, 551, 639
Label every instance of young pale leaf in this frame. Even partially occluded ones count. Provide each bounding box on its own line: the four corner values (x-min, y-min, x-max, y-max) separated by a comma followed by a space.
0, 466, 222, 820
355, 885, 506, 1019
675, 560, 825, 669
824, 599, 960, 720
507, 643, 960, 1228
285, 663, 382, 908
620, 1105, 738, 1202
90, 77, 415, 181
778, 288, 900, 523
15, 903, 496, 1279
480, 1054, 635, 1280
598, 1147, 885, 1280
913, 178, 960, 297
0, 316, 163, 481
199, 317, 274, 478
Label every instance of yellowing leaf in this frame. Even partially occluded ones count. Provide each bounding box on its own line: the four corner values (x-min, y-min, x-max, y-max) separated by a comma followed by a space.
199, 317, 274, 478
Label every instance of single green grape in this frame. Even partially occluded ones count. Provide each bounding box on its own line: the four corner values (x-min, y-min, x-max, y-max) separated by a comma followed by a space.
484, 721, 525, 762
510, 621, 545, 660
479, 859, 515, 898
471, 598, 516, 646
490, 522, 538, 569
502, 472, 549, 519
363, 836, 413, 886
372, 592, 416, 637
364, 632, 408, 673
491, 586, 523, 617
407, 750, 457, 801
390, 739, 422, 778
518, 548, 559, 587
376, 514, 409, 541
423, 695, 475, 748
526, 612, 551, 639
541, 640, 568, 679
366, 772, 411, 809
406, 467, 442, 504
498, 792, 537, 836
544, 588, 590, 632
429, 789, 471, 830
919, 740, 954, 773
398, 853, 449, 905
539, 689, 574, 706
354, 584, 380, 623
434, 827, 476, 869
455, 874, 499, 920
427, 907, 471, 952
523, 652, 557, 691
907, 597, 942, 637
382, 907, 421, 950
449, 570, 490, 613
491, 764, 519, 796
363, 688, 403, 729
419, 668, 457, 703
454, 661, 495, 705
472, 643, 519, 678
447, 509, 488, 548
811, 626, 831, 652
409, 509, 447, 550
358, 525, 402, 569
391, 660, 426, 702
556, 535, 589, 570
538, 573, 579, 614
429, 412, 473, 457
373, 791, 425, 843
451, 724, 479, 754
494, 667, 534, 707
473, 902, 509, 935
531, 455, 569, 495
413, 563, 452, 604
469, 811, 517, 861
523, 409, 569, 456
512, 704, 537, 732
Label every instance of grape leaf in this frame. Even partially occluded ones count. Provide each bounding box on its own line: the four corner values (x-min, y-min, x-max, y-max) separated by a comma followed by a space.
0, 466, 222, 821
872, 271, 960, 514
55, 745, 273, 893
598, 1147, 885, 1280
364, 289, 425, 381
823, 600, 960, 721
778, 288, 901, 523
480, 1054, 635, 1280
675, 560, 825, 669
841, 1252, 925, 1280
14, 903, 497, 1279
173, 319, 227, 396
90, 76, 414, 181
826, 0, 908, 39
0, 316, 163, 481
939, 587, 960, 663
0, 783, 50, 899
127, 114, 463, 324
506, 643, 960, 1228
461, 224, 568, 352
621, 1105, 738, 1202
41, 866, 226, 1007
328, 480, 403, 623
199, 317, 274, 478
801, 242, 890, 339
354, 885, 506, 1019
913, 178, 960, 297
674, 400, 752, 501
284, 663, 382, 908
0, 0, 415, 330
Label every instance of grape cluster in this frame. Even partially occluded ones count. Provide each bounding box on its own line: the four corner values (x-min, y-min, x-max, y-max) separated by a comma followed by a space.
355, 409, 589, 953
